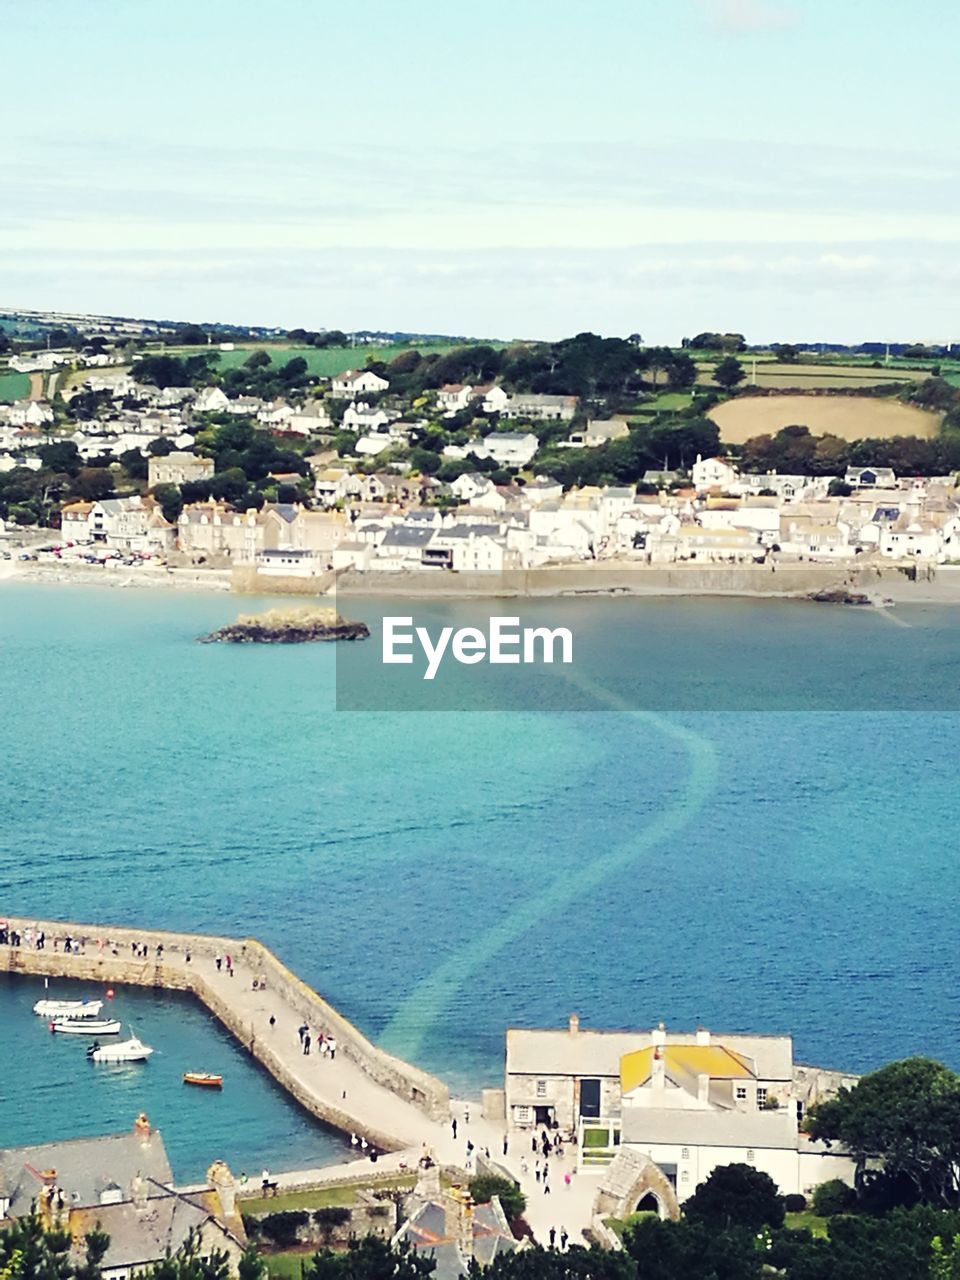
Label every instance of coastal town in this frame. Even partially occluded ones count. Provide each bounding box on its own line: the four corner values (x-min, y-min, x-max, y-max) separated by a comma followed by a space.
2, 322, 960, 590
0, 916, 862, 1278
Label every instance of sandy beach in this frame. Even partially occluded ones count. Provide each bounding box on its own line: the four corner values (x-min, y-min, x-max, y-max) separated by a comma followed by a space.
4, 554, 960, 604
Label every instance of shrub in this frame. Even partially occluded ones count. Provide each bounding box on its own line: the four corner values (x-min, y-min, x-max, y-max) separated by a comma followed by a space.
469, 1175, 526, 1222
259, 1210, 309, 1247
811, 1179, 856, 1218
784, 1194, 807, 1213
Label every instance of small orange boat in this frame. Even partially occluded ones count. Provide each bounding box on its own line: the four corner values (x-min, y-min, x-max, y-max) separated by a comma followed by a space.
183, 1072, 223, 1088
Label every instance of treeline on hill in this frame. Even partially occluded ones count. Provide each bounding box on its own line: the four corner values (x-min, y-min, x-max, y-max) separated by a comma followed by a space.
129, 351, 314, 400
373, 334, 697, 405
737, 377, 960, 478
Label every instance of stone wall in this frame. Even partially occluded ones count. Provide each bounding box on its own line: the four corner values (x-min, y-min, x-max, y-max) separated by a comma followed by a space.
0, 915, 449, 1141
231, 567, 337, 596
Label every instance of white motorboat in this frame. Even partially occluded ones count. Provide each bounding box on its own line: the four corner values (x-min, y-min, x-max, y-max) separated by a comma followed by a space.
34, 999, 104, 1019
87, 1035, 153, 1063
51, 1018, 122, 1036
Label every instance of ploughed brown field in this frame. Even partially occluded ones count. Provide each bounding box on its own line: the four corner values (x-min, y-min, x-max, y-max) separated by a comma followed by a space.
708, 394, 942, 444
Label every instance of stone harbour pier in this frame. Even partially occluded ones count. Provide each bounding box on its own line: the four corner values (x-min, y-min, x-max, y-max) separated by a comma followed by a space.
0, 914, 451, 1152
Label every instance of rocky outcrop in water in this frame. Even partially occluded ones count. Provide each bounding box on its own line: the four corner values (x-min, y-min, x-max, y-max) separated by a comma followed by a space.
199, 607, 370, 643
806, 588, 871, 606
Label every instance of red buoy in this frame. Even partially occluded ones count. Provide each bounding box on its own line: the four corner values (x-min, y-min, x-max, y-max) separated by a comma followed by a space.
106, 988, 115, 999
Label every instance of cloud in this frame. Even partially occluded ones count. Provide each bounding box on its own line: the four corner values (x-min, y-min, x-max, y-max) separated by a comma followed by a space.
695, 0, 797, 33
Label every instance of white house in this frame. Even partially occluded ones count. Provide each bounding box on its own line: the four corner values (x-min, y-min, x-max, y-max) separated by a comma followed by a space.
480, 384, 510, 414
330, 369, 389, 398
343, 402, 390, 433
423, 524, 506, 572
194, 386, 230, 413
505, 394, 578, 421
479, 432, 539, 468
691, 455, 739, 492
845, 466, 897, 489
563, 419, 630, 448
450, 472, 496, 504
437, 384, 475, 412
9, 400, 54, 427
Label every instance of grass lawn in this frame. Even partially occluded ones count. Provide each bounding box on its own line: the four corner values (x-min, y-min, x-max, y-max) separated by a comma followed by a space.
238, 1174, 415, 1216
263, 1248, 313, 1280
785, 1211, 829, 1238
0, 371, 29, 402
582, 1127, 612, 1148
650, 391, 693, 409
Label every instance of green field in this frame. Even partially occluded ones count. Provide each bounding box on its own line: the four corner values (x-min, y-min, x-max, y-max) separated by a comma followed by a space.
0, 371, 29, 402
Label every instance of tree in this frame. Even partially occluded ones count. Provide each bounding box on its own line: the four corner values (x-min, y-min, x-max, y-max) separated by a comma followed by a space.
622, 1217, 762, 1280
683, 1163, 785, 1232
74, 468, 114, 501
772, 343, 800, 363
468, 1175, 526, 1222
713, 356, 746, 391
807, 1058, 960, 1208
119, 449, 148, 481
74, 1228, 110, 1280
175, 325, 209, 346
151, 484, 183, 524
236, 1245, 265, 1280
38, 441, 82, 477
304, 1236, 435, 1280
811, 1178, 856, 1217
244, 351, 272, 370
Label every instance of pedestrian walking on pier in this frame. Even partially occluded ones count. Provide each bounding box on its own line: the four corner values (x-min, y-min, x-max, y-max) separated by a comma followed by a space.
531, 1135, 537, 1153
543, 1177, 551, 1196
225, 953, 233, 977
215, 954, 222, 971
268, 1015, 276, 1030
564, 1172, 572, 1190
298, 1023, 307, 1045
303, 1033, 311, 1055
534, 1163, 540, 1184
327, 1035, 336, 1060
451, 1118, 458, 1139
549, 1228, 556, 1248
502, 1136, 508, 1156
560, 1229, 568, 1250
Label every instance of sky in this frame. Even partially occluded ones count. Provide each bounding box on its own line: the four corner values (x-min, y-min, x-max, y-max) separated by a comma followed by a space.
3, 0, 959, 342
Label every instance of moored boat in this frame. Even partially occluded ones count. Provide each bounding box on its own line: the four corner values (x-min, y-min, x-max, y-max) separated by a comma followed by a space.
87, 1036, 153, 1063
183, 1072, 223, 1088
51, 1018, 122, 1036
34, 999, 104, 1019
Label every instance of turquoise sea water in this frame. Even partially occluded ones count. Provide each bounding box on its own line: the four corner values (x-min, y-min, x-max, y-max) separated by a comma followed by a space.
1, 584, 960, 1178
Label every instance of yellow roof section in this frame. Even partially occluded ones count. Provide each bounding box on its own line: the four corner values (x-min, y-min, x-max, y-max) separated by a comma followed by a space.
621, 1044, 755, 1094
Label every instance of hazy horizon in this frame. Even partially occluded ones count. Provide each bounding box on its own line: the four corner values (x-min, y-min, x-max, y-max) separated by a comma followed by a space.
5, 0, 959, 343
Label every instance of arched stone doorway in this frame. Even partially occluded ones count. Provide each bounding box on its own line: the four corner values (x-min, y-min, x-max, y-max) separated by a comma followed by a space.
593, 1148, 681, 1223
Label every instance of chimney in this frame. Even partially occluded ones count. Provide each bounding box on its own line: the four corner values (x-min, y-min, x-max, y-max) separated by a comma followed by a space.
568, 1013, 580, 1035
696, 1027, 710, 1046
652, 1022, 666, 1048
652, 1044, 666, 1091
131, 1174, 148, 1211
206, 1161, 236, 1218
697, 1072, 710, 1105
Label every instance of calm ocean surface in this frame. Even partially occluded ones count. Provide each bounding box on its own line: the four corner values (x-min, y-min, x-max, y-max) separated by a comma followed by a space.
1, 582, 959, 1179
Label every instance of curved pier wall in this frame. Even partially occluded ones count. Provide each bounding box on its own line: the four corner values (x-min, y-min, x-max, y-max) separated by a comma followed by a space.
0, 916, 449, 1137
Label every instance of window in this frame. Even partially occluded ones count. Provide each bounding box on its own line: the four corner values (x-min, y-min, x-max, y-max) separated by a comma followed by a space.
757, 1087, 768, 1108
735, 1085, 747, 1101
681, 1148, 689, 1160
746, 1150, 755, 1162
515, 1106, 532, 1124
536, 1080, 547, 1098
680, 1170, 689, 1183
